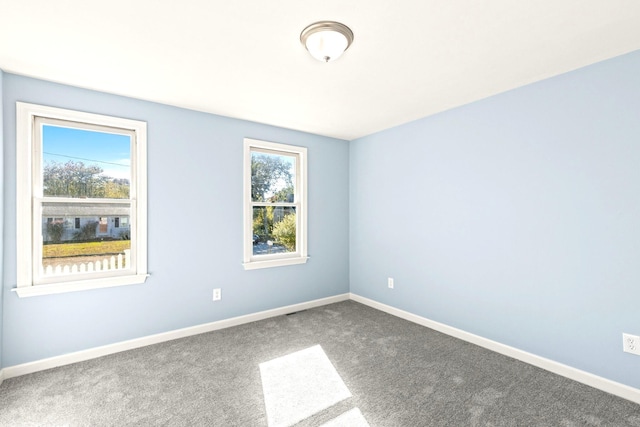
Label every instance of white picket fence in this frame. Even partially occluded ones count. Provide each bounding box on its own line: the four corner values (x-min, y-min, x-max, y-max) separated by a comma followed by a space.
44, 249, 130, 276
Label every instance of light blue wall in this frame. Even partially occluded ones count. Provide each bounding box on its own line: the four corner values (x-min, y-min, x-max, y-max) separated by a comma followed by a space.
350, 50, 640, 389
2, 74, 350, 367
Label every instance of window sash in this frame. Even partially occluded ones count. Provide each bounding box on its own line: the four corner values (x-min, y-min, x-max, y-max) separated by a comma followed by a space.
33, 198, 137, 285
33, 116, 137, 199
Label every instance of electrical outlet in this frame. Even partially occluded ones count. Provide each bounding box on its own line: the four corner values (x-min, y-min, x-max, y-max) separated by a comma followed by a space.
623, 333, 640, 355
213, 288, 221, 301
388, 277, 394, 289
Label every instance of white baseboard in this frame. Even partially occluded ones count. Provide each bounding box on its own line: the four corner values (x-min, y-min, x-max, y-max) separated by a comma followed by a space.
2, 293, 350, 380
350, 293, 640, 405
5, 291, 639, 405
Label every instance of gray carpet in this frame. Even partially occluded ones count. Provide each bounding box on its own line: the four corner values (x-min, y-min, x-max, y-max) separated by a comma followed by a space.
0, 300, 639, 426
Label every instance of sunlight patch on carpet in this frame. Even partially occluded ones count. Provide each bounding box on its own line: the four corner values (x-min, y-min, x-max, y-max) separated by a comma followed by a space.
320, 408, 370, 427
259, 345, 352, 427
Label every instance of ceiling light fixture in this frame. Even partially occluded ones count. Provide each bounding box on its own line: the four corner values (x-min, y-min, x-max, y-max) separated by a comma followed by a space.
300, 21, 354, 63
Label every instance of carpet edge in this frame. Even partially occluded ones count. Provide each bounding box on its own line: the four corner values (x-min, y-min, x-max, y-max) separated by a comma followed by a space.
349, 293, 640, 405
2, 293, 351, 380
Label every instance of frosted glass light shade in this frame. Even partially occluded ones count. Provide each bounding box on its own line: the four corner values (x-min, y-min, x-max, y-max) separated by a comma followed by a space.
300, 21, 354, 63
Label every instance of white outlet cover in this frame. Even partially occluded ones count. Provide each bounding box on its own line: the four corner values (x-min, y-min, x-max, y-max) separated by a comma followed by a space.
623, 333, 640, 356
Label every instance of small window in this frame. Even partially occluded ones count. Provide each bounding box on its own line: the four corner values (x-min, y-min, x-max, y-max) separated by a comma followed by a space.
16, 102, 148, 297
243, 138, 308, 269
115, 217, 120, 228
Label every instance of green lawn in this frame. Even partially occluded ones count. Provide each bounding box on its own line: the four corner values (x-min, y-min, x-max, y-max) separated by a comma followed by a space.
43, 241, 130, 258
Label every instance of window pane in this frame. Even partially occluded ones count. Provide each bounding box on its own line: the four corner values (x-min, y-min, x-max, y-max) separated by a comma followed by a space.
42, 125, 131, 199
252, 206, 297, 255
41, 202, 131, 278
251, 151, 296, 202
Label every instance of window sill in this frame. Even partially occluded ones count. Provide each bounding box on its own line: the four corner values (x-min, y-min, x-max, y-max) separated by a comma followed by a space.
13, 274, 149, 298
243, 256, 309, 270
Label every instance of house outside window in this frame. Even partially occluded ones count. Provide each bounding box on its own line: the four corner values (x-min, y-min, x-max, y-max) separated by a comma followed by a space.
15, 102, 148, 297
243, 138, 308, 270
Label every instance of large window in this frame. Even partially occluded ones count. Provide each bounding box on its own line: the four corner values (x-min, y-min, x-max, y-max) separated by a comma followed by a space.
243, 138, 308, 269
16, 103, 148, 297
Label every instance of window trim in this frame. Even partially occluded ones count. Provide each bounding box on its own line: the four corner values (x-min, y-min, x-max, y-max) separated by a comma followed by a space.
243, 138, 308, 270
14, 102, 148, 297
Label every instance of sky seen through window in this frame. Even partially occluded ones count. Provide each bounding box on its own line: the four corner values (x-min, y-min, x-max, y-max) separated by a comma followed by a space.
42, 125, 131, 181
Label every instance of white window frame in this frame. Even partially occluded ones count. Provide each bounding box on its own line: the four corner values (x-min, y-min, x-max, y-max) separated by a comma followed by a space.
243, 138, 308, 270
15, 102, 148, 297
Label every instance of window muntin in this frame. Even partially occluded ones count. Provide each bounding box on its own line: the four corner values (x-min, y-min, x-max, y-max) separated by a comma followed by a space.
243, 139, 308, 270
16, 103, 147, 297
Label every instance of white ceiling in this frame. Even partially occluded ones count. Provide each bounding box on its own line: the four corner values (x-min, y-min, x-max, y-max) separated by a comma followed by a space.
1, 1, 639, 140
